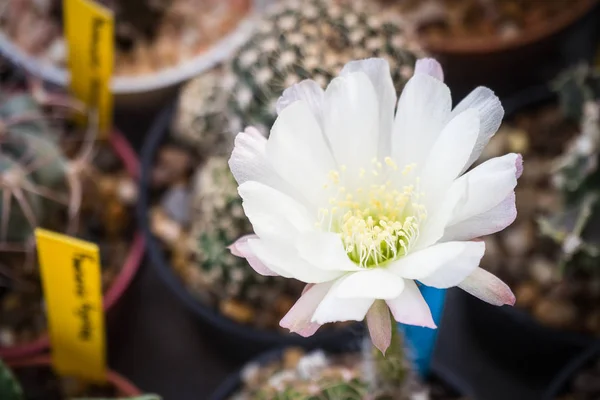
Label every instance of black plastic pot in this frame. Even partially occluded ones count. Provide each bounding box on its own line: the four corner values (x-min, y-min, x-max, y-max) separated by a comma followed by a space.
460, 85, 599, 388
138, 103, 363, 361
543, 342, 600, 400
207, 343, 475, 400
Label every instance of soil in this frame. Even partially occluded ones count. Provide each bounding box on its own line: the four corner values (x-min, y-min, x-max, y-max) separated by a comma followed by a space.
556, 356, 600, 400
379, 0, 592, 44
13, 365, 117, 400
0, 67, 138, 349
0, 0, 251, 77
231, 347, 468, 400
476, 102, 600, 336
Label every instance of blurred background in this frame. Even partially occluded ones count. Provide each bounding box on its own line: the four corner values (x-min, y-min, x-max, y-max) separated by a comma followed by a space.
1, 0, 600, 399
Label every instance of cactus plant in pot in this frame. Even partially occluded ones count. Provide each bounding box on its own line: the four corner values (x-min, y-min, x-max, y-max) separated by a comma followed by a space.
0, 60, 144, 359
140, 0, 427, 357
0, 355, 159, 399
0, 0, 260, 107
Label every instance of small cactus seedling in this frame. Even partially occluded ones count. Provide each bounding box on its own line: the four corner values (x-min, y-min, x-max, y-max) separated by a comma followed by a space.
541, 65, 600, 270
178, 0, 423, 330
0, 358, 23, 400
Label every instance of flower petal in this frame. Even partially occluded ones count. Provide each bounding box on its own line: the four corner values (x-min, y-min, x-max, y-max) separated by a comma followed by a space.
392, 73, 452, 167
324, 71, 380, 175
366, 300, 392, 354
415, 58, 444, 82
340, 58, 396, 157
443, 191, 517, 242
390, 241, 471, 279
296, 232, 362, 272
418, 241, 486, 289
448, 153, 521, 225
451, 87, 504, 173
238, 181, 312, 242
229, 234, 279, 276
458, 267, 516, 306
334, 269, 405, 300
247, 238, 343, 283
386, 280, 436, 328
267, 100, 336, 206
276, 79, 325, 126
229, 127, 296, 196
311, 276, 375, 324
280, 281, 333, 337
420, 108, 480, 204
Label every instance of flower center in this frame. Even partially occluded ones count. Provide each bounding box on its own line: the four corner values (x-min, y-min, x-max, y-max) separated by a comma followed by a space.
316, 157, 427, 268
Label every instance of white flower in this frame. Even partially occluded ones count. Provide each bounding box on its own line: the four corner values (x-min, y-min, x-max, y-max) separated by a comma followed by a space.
228, 58, 520, 353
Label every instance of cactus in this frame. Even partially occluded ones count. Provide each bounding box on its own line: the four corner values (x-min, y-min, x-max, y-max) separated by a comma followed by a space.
173, 0, 423, 156
540, 65, 600, 270
0, 359, 23, 400
179, 0, 423, 329
235, 332, 418, 400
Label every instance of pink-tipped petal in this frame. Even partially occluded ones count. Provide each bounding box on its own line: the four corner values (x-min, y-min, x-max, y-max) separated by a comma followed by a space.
244, 126, 265, 139
366, 300, 392, 355
386, 280, 437, 329
515, 153, 523, 179
228, 235, 279, 276
415, 58, 444, 82
458, 267, 516, 306
280, 282, 333, 337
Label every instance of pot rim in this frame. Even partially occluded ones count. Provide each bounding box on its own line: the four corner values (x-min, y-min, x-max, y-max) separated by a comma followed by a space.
420, 0, 599, 54
138, 102, 362, 347
5, 354, 143, 396
0, 129, 145, 360
0, 0, 269, 95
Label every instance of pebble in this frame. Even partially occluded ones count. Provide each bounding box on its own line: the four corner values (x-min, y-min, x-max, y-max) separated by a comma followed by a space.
529, 257, 556, 287
515, 281, 541, 309
503, 221, 534, 257
533, 298, 578, 329
283, 348, 305, 370
116, 177, 138, 205
150, 208, 182, 245
219, 299, 254, 324
151, 146, 194, 189
0, 328, 15, 347
160, 186, 192, 226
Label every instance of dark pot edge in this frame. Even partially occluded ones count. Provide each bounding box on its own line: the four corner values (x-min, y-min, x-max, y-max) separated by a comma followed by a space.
137, 102, 362, 349
542, 342, 600, 400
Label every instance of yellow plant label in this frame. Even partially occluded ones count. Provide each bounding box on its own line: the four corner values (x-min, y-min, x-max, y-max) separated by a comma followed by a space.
35, 229, 106, 383
64, 0, 114, 137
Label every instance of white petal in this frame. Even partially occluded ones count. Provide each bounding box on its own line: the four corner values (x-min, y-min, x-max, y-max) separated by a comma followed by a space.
418, 241, 486, 289
280, 281, 333, 337
229, 234, 279, 276
458, 267, 515, 306
389, 241, 469, 279
229, 127, 301, 199
392, 73, 452, 167
448, 153, 521, 225
334, 269, 405, 300
451, 87, 504, 173
324, 71, 380, 174
247, 238, 343, 283
311, 277, 375, 324
276, 79, 325, 126
296, 232, 362, 272
340, 58, 396, 157
386, 280, 436, 328
238, 181, 312, 242
442, 192, 517, 241
267, 101, 336, 205
415, 58, 444, 82
420, 108, 480, 204
366, 300, 392, 354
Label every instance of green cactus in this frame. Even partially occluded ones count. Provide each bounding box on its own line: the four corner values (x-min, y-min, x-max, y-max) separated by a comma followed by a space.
0, 359, 24, 400
173, 0, 423, 156
235, 333, 416, 400
541, 65, 600, 270
181, 0, 422, 328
